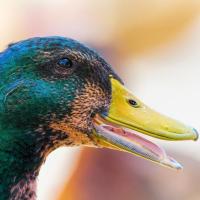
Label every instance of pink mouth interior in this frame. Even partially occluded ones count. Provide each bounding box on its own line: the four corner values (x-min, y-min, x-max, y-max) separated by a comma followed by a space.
103, 124, 166, 159
96, 123, 182, 170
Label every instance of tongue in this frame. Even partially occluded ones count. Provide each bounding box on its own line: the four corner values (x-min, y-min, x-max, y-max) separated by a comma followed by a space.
103, 125, 166, 159
95, 124, 182, 170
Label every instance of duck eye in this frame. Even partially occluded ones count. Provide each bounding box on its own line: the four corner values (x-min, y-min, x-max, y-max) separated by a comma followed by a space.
128, 99, 138, 107
57, 58, 72, 68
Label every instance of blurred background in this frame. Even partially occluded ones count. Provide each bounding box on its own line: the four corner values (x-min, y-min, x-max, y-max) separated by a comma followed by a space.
1, 0, 200, 199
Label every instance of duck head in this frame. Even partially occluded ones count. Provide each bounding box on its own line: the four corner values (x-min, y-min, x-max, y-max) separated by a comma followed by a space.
1, 36, 198, 170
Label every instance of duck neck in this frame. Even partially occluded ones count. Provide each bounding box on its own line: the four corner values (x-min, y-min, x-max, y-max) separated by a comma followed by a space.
0, 127, 69, 200
0, 130, 37, 199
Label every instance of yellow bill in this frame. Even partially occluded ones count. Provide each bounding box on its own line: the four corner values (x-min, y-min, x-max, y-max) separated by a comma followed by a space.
93, 77, 198, 170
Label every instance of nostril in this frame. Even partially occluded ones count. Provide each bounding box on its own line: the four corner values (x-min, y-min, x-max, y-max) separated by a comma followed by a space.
193, 128, 199, 141
128, 99, 138, 107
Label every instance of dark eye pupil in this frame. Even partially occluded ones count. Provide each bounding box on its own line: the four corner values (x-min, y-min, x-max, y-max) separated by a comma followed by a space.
58, 58, 72, 67
128, 99, 137, 107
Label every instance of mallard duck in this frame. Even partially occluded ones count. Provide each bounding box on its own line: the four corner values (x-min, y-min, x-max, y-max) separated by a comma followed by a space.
0, 36, 198, 200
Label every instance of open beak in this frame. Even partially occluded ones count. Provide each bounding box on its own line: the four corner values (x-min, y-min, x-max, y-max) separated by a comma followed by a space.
92, 77, 198, 170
